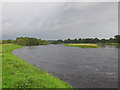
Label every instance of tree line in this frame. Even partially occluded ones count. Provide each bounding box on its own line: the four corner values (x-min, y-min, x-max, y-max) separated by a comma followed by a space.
1, 35, 120, 45
2, 37, 48, 46
51, 35, 120, 44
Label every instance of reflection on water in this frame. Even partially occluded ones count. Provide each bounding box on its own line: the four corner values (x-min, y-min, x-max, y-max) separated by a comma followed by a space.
13, 45, 118, 88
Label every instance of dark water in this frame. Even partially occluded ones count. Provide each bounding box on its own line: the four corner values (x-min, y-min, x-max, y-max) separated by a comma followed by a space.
13, 45, 118, 88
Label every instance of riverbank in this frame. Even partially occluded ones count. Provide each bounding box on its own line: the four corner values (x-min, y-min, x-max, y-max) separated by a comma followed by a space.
65, 43, 100, 48
97, 43, 120, 47
102, 43, 120, 46
1, 44, 72, 88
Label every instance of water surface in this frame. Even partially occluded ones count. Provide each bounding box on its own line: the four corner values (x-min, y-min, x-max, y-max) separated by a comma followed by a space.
13, 45, 118, 88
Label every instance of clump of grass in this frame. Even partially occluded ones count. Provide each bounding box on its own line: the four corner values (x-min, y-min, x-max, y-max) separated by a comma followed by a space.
1, 44, 72, 88
65, 43, 100, 48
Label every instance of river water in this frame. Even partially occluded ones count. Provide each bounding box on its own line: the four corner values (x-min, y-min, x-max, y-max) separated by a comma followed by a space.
13, 45, 118, 88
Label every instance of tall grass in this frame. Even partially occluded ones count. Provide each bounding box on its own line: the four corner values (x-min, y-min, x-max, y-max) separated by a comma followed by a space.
1, 44, 72, 88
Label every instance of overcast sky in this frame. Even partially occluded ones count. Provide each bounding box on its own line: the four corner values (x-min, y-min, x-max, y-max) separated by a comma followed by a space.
2, 2, 118, 40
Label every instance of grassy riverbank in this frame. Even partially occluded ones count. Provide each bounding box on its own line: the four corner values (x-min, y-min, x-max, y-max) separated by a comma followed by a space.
65, 44, 100, 48
1, 44, 72, 88
100, 43, 120, 46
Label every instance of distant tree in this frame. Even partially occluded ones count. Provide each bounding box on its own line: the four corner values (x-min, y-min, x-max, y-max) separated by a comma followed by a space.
16, 37, 48, 46
2, 40, 16, 44
100, 39, 106, 43
93, 38, 100, 43
73, 38, 78, 43
114, 35, 120, 43
108, 38, 115, 43
78, 38, 82, 43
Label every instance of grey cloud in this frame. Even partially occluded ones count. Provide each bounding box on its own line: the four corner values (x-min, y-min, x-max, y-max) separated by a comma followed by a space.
2, 2, 118, 40
0, 3, 2, 40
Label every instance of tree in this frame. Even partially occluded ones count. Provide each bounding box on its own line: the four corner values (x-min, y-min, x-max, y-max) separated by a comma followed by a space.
16, 37, 48, 46
114, 35, 120, 43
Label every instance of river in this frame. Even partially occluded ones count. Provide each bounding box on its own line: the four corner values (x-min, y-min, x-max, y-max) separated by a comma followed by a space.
13, 45, 118, 88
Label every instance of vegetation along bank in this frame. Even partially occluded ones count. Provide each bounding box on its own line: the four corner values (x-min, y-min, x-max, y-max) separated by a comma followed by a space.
1, 44, 72, 88
51, 35, 120, 46
65, 44, 100, 48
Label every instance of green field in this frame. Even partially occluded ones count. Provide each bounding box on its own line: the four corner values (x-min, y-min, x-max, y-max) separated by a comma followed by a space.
65, 44, 100, 48
1, 44, 72, 88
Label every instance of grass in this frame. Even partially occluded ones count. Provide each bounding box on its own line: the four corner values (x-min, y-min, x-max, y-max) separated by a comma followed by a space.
97, 43, 120, 47
104, 43, 120, 46
65, 43, 100, 48
1, 44, 72, 88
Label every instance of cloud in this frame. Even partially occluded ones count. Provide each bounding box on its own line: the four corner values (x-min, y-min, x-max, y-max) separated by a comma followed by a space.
2, 2, 118, 40
0, 3, 2, 40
